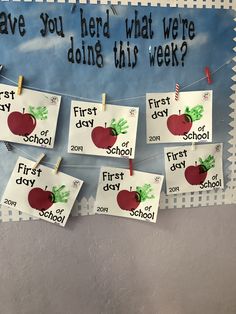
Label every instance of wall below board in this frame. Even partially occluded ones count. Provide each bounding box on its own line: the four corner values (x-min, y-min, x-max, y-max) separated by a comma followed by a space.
0, 205, 236, 314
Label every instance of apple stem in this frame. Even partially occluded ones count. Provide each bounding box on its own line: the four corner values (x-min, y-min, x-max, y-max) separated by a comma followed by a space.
23, 108, 25, 114
130, 187, 132, 192
45, 186, 47, 191
179, 110, 181, 115
195, 161, 197, 166
105, 122, 107, 128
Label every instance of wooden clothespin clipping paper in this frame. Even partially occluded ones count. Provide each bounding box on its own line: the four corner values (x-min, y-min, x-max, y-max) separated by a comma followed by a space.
17, 75, 24, 95
53, 157, 62, 174
33, 153, 45, 169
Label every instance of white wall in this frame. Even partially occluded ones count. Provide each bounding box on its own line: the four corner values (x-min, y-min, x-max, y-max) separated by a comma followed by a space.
0, 205, 236, 314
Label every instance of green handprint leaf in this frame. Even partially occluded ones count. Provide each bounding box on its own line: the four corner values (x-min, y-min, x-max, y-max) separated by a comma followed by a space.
136, 184, 155, 202
199, 155, 215, 172
110, 118, 129, 135
29, 106, 48, 120
184, 105, 204, 122
52, 185, 70, 204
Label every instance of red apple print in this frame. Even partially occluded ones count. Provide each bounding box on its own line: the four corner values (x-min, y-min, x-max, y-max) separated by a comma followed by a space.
167, 105, 204, 136
91, 126, 117, 149
117, 190, 140, 211
28, 185, 70, 211
91, 118, 129, 149
7, 106, 48, 137
8, 111, 36, 136
28, 187, 54, 211
117, 184, 154, 211
184, 155, 215, 185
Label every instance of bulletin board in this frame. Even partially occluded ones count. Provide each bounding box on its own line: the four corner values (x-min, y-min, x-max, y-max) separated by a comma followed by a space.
0, 0, 235, 223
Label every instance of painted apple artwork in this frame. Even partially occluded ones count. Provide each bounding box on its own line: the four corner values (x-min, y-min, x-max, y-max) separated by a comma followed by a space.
117, 189, 140, 211
7, 106, 48, 137
91, 118, 129, 149
91, 126, 117, 149
167, 105, 204, 136
167, 113, 192, 135
184, 155, 215, 185
28, 185, 70, 211
28, 187, 54, 211
117, 184, 154, 211
8, 111, 36, 136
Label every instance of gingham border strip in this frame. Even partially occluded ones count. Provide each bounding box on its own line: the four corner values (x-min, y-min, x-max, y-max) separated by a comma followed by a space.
0, 0, 234, 10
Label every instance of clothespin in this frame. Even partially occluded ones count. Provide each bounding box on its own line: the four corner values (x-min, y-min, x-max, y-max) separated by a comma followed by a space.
191, 142, 196, 151
53, 157, 62, 174
71, 4, 76, 13
102, 93, 106, 111
17, 75, 24, 95
129, 159, 133, 176
175, 83, 180, 101
33, 153, 45, 169
204, 67, 212, 84
3, 141, 12, 151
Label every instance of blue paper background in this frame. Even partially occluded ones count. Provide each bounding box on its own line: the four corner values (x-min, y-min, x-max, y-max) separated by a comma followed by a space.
0, 3, 235, 200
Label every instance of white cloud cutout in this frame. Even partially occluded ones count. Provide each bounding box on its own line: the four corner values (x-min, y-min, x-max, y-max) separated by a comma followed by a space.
161, 32, 208, 49
188, 33, 208, 47
18, 33, 74, 53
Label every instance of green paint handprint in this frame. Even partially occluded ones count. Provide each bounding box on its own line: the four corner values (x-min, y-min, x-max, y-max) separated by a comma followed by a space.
184, 105, 204, 122
29, 106, 48, 120
110, 118, 129, 135
52, 185, 70, 203
136, 184, 155, 202
199, 155, 215, 172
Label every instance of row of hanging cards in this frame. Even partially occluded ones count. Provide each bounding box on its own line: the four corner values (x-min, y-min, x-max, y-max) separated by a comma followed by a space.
0, 84, 213, 155
0, 143, 223, 226
0, 157, 164, 225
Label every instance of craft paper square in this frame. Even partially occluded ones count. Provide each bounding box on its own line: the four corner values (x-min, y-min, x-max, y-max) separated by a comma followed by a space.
0, 84, 61, 148
68, 101, 139, 159
146, 90, 212, 144
95, 167, 164, 223
164, 143, 224, 195
1, 157, 83, 226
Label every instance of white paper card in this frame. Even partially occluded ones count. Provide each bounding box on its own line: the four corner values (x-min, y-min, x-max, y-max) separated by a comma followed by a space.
0, 84, 61, 148
95, 167, 164, 223
68, 101, 139, 159
146, 90, 212, 144
1, 157, 83, 226
164, 143, 224, 194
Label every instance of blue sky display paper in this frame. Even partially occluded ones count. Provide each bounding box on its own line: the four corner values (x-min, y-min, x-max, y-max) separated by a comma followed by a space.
0, 2, 235, 210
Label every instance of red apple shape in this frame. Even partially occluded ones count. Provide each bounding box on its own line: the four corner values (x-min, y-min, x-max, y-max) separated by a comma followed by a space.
184, 165, 207, 185
8, 111, 36, 136
91, 126, 117, 149
117, 190, 140, 211
167, 114, 192, 136
28, 188, 54, 211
